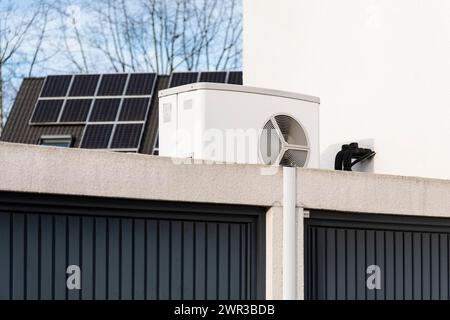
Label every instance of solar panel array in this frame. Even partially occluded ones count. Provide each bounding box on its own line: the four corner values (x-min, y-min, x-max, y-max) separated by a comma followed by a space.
30, 71, 242, 153
30, 73, 157, 151
169, 71, 243, 87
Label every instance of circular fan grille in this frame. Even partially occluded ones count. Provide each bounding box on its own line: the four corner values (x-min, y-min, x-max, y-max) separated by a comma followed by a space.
259, 114, 309, 167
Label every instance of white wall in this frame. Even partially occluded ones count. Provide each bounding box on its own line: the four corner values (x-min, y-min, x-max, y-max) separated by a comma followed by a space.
244, 0, 450, 179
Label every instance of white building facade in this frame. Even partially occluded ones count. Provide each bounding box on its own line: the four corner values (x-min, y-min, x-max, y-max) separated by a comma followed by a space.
244, 0, 450, 179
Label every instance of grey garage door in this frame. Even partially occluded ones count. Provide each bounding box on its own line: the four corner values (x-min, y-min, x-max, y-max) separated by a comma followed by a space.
0, 192, 265, 300
305, 211, 450, 300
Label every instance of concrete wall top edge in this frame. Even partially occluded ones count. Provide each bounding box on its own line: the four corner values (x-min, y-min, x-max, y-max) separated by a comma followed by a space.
0, 142, 449, 217
0, 142, 283, 207
297, 168, 450, 218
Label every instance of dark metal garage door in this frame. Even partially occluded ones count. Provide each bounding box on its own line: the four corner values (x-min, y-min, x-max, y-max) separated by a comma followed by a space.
0, 192, 265, 300
305, 211, 450, 300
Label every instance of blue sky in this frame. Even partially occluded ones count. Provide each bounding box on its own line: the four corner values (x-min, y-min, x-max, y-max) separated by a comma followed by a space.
16, 0, 42, 9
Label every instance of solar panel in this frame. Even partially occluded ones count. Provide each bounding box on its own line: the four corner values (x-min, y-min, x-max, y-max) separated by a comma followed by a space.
169, 72, 199, 87
31, 100, 64, 123
80, 124, 113, 149
110, 123, 143, 149
60, 99, 92, 123
126, 73, 156, 95
97, 74, 128, 96
40, 75, 72, 97
88, 99, 121, 122
227, 71, 243, 85
119, 98, 150, 121
74, 73, 156, 151
69, 75, 100, 97
199, 72, 227, 83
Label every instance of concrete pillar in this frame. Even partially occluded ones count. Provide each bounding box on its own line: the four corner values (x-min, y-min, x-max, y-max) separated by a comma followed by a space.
265, 206, 283, 299
296, 207, 305, 300
266, 206, 305, 300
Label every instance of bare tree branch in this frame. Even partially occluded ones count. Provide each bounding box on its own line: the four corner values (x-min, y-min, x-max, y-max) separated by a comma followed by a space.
0, 0, 43, 136
1, 0, 243, 133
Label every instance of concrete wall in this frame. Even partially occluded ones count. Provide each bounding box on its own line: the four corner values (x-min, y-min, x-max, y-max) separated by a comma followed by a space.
243, 0, 450, 180
1, 142, 449, 299
1, 142, 447, 216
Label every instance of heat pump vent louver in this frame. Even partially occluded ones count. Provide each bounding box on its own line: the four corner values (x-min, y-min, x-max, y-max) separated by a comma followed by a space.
260, 114, 310, 167
274, 114, 308, 146
279, 149, 308, 167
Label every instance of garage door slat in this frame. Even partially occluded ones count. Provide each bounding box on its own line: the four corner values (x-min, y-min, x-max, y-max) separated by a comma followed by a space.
170, 221, 182, 300
81, 217, 94, 300
182, 222, 194, 300
206, 223, 218, 300
12, 214, 25, 300
0, 213, 10, 300
40, 215, 54, 300
121, 219, 133, 300
94, 218, 107, 300
158, 221, 170, 300
26, 214, 39, 300
133, 219, 146, 300
194, 222, 206, 300
107, 218, 120, 300
67, 216, 80, 300
146, 220, 158, 299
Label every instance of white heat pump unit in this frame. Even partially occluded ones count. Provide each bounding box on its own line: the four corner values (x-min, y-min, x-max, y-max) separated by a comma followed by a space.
158, 83, 320, 167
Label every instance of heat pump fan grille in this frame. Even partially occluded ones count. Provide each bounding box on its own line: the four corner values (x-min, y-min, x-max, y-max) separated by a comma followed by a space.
260, 114, 310, 167
279, 149, 308, 167
274, 114, 308, 146
260, 120, 282, 165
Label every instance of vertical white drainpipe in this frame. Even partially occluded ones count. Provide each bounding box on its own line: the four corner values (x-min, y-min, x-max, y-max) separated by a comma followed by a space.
283, 166, 297, 300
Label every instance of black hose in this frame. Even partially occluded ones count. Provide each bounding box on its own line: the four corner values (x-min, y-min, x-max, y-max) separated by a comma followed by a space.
334, 150, 344, 170
334, 143, 375, 171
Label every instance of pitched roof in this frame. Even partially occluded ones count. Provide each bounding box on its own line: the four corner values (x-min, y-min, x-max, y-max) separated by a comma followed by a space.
1, 72, 242, 154
2, 78, 86, 147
